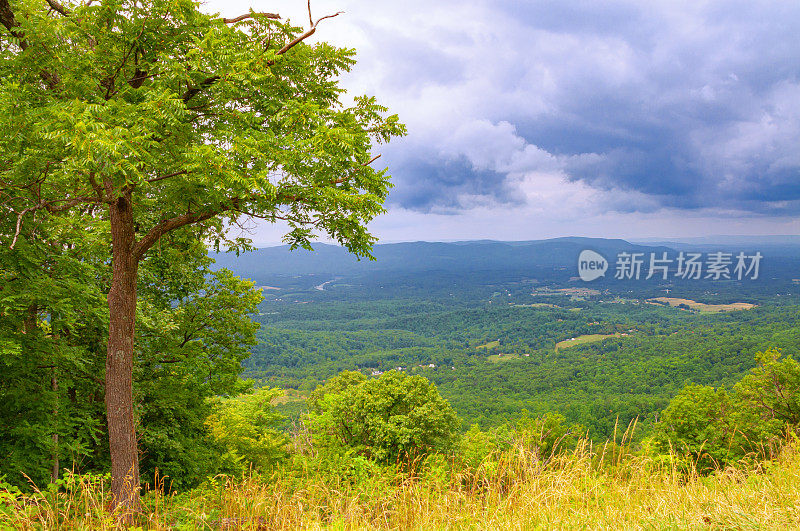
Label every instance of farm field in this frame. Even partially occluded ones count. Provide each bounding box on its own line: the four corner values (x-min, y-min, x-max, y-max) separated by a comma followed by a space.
555, 333, 622, 350
647, 297, 757, 313
476, 340, 500, 349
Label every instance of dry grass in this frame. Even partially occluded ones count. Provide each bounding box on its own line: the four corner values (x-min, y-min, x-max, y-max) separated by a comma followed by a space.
646, 297, 757, 313
4, 440, 800, 530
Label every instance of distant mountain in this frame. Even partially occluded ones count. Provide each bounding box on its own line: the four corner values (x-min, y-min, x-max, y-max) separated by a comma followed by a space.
633, 235, 800, 258
633, 235, 800, 246
210, 237, 674, 283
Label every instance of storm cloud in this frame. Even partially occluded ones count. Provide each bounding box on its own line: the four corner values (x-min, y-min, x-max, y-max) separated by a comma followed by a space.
317, 0, 800, 215
209, 0, 800, 241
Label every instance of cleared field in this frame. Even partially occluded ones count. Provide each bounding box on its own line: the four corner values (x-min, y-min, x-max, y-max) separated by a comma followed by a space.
555, 333, 621, 350
476, 340, 500, 349
647, 297, 756, 313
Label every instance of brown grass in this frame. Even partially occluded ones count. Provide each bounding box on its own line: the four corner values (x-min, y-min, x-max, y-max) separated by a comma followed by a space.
646, 297, 757, 313
3, 440, 800, 530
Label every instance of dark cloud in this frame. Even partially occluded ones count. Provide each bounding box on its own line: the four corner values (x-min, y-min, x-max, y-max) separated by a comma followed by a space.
385, 152, 523, 213
329, 0, 800, 217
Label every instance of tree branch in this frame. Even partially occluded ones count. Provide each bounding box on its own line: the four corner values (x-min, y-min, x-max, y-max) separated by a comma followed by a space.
146, 170, 188, 183
9, 194, 101, 249
44, 0, 69, 16
331, 154, 381, 185
222, 12, 280, 24
0, 0, 28, 50
182, 76, 220, 103
133, 207, 224, 260
272, 12, 342, 59
0, 0, 61, 86
10, 206, 37, 249
45, 195, 101, 213
183, 10, 340, 102
132, 150, 376, 259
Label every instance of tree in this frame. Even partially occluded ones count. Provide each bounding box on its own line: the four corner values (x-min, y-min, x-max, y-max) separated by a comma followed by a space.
135, 256, 264, 490
653, 384, 736, 470
205, 387, 289, 477
734, 348, 800, 427
308, 370, 460, 463
0, 0, 404, 512
654, 349, 800, 470
0, 210, 109, 488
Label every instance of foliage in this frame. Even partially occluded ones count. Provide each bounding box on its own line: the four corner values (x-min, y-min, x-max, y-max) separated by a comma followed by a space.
136, 254, 264, 490
0, 0, 404, 505
205, 388, 289, 478
307, 370, 459, 463
245, 289, 800, 438
654, 349, 800, 470
0, 236, 264, 490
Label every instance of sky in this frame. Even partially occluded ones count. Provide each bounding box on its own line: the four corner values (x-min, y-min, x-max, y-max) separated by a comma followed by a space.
205, 0, 800, 244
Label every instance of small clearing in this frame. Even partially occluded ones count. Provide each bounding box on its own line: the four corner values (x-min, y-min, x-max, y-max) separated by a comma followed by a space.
555, 333, 621, 350
646, 297, 756, 313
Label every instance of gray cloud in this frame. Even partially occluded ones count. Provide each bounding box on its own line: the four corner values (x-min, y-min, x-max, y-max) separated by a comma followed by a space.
333, 0, 800, 217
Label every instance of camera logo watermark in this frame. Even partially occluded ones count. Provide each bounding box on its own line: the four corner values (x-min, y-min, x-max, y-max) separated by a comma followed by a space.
578, 250, 609, 281
578, 250, 763, 281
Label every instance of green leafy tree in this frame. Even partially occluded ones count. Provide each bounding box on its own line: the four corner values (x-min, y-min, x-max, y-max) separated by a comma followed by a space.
136, 256, 263, 490
205, 387, 289, 477
654, 349, 800, 470
0, 214, 108, 488
0, 0, 404, 510
732, 348, 800, 458
307, 369, 366, 413
653, 384, 736, 470
0, 229, 263, 490
308, 370, 460, 463
734, 348, 800, 427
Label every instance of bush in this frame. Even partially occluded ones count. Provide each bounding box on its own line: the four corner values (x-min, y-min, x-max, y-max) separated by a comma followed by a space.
205, 388, 289, 477
307, 370, 460, 463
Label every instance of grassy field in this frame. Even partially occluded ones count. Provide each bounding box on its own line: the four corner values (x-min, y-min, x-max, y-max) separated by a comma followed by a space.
4, 442, 800, 529
476, 340, 500, 349
555, 333, 621, 350
646, 297, 757, 313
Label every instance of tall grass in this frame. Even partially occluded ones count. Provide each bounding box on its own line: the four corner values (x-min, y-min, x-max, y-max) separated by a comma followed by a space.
3, 436, 800, 529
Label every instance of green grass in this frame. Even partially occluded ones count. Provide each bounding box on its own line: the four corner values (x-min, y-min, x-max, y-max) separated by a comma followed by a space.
476, 340, 500, 349
555, 333, 621, 350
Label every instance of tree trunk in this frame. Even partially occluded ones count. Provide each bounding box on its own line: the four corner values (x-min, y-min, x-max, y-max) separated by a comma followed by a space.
105, 191, 141, 515
51, 371, 58, 484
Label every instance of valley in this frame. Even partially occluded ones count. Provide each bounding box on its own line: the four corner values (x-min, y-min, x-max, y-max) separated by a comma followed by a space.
228, 238, 800, 440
